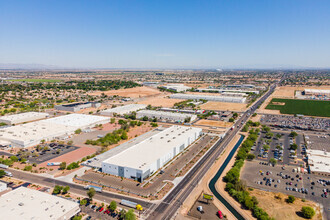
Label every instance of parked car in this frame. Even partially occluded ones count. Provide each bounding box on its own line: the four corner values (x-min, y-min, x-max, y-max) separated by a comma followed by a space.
217, 210, 223, 219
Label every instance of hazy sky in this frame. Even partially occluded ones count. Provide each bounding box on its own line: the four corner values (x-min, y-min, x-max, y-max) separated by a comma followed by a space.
1, 0, 330, 69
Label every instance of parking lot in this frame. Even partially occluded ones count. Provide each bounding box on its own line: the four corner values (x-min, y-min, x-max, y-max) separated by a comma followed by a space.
260, 114, 330, 131
188, 195, 223, 220
241, 161, 330, 219
17, 143, 79, 164
252, 130, 304, 166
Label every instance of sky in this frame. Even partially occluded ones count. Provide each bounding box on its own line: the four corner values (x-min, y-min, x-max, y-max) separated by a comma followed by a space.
0, 0, 330, 69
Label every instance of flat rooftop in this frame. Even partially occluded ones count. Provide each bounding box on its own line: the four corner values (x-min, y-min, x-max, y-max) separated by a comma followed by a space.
0, 112, 49, 121
137, 110, 196, 119
102, 125, 202, 171
44, 113, 108, 128
0, 121, 75, 143
101, 104, 146, 113
0, 187, 80, 220
307, 149, 330, 174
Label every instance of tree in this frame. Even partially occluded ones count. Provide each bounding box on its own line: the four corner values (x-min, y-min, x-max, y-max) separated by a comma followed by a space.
0, 170, 6, 178
229, 118, 234, 122
290, 143, 298, 151
109, 200, 117, 212
247, 153, 255, 160
265, 132, 273, 139
59, 162, 66, 170
72, 216, 82, 220
10, 156, 18, 162
80, 199, 87, 206
262, 126, 270, 133
52, 185, 63, 194
67, 140, 73, 145
269, 158, 277, 166
125, 209, 136, 220
242, 125, 249, 132
24, 165, 33, 171
87, 188, 96, 200
286, 195, 295, 203
75, 129, 82, 134
119, 209, 126, 220
263, 145, 270, 151
275, 133, 282, 139
290, 131, 298, 137
110, 118, 116, 124
121, 131, 128, 140
141, 116, 148, 121
301, 206, 315, 219
62, 186, 70, 194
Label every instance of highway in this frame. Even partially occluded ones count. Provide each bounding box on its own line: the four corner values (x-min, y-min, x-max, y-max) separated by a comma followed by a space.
147, 83, 278, 220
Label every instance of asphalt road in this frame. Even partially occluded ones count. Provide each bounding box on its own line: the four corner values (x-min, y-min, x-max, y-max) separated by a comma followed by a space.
147, 83, 278, 220
3, 168, 153, 209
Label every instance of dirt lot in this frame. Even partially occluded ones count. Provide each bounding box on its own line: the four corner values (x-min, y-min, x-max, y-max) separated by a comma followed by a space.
249, 188, 322, 220
200, 101, 247, 111
195, 119, 233, 128
89, 86, 161, 98
138, 95, 182, 107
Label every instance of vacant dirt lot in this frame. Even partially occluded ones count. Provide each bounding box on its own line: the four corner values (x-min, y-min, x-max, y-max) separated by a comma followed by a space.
195, 119, 233, 128
201, 101, 247, 111
89, 86, 161, 98
138, 95, 182, 107
249, 189, 322, 220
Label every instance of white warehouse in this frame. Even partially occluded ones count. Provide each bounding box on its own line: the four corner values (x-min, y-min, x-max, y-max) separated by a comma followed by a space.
102, 125, 202, 182
0, 112, 49, 125
100, 104, 147, 116
0, 113, 109, 148
170, 93, 246, 103
137, 110, 197, 123
161, 84, 191, 92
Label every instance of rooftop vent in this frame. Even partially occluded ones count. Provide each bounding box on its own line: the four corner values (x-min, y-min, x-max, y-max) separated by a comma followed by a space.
18, 202, 24, 206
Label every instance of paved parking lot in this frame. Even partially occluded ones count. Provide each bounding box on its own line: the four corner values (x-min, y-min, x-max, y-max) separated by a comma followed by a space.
19, 144, 79, 164
241, 161, 330, 219
187, 195, 222, 220
261, 114, 330, 131
252, 130, 304, 166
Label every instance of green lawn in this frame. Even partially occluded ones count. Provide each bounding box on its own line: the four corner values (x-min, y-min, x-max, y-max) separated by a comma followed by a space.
266, 98, 330, 117
7, 79, 61, 83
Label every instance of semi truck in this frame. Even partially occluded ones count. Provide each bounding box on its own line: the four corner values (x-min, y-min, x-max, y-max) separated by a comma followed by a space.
120, 199, 137, 209
0, 164, 9, 169
47, 162, 61, 166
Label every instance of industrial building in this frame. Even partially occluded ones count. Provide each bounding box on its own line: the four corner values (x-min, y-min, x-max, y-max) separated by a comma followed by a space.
100, 104, 147, 116
55, 102, 101, 112
44, 113, 108, 129
0, 112, 49, 125
0, 187, 80, 220
307, 149, 330, 176
304, 89, 330, 97
0, 181, 7, 192
161, 84, 191, 92
102, 125, 202, 182
137, 110, 197, 123
159, 108, 204, 114
0, 114, 109, 148
195, 88, 259, 94
170, 93, 246, 103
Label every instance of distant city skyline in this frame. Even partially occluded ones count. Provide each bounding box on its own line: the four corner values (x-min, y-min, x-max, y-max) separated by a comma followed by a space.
1, 0, 330, 69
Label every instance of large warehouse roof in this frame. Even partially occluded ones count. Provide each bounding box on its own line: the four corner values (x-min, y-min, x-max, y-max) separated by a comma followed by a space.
0, 187, 80, 220
0, 112, 49, 125
307, 149, 330, 174
170, 93, 246, 103
102, 126, 202, 171
44, 113, 108, 128
101, 104, 146, 116
137, 110, 197, 122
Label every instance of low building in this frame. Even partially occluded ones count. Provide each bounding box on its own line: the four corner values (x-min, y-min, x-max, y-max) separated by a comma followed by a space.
307, 149, 330, 176
0, 187, 80, 220
137, 110, 197, 123
304, 89, 330, 97
0, 112, 49, 125
55, 102, 101, 112
100, 104, 147, 116
161, 84, 191, 92
102, 125, 202, 182
0, 181, 7, 192
170, 93, 246, 103
0, 114, 109, 148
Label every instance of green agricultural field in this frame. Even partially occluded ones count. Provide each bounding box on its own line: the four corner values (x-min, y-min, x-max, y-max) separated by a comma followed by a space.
7, 79, 61, 83
266, 98, 330, 117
